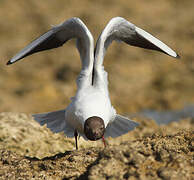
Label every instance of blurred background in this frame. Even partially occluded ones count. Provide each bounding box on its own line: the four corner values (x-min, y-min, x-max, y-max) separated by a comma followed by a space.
0, 0, 194, 114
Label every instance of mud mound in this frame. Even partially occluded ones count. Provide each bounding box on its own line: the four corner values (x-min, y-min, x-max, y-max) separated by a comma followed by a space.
0, 131, 193, 180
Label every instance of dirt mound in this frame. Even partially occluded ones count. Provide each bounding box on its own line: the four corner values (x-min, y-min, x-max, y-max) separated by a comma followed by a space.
0, 112, 193, 179
0, 112, 193, 158
0, 131, 193, 180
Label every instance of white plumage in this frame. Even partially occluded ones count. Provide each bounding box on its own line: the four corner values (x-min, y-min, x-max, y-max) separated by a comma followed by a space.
7, 17, 179, 145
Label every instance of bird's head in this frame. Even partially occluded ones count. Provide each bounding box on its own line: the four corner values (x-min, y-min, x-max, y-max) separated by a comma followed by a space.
84, 116, 105, 141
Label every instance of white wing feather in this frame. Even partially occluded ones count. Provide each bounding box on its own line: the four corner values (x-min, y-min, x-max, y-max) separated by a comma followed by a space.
32, 109, 74, 137
7, 17, 94, 74
105, 114, 139, 138
94, 17, 179, 69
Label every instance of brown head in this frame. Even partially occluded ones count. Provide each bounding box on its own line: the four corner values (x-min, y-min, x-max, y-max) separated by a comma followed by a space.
84, 116, 105, 141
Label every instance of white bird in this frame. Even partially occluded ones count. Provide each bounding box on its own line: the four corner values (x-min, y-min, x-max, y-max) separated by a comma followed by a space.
7, 17, 179, 149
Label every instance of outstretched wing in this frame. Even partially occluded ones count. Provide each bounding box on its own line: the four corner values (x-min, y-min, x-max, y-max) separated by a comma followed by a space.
94, 17, 179, 69
7, 17, 94, 71
105, 114, 139, 138
32, 109, 74, 137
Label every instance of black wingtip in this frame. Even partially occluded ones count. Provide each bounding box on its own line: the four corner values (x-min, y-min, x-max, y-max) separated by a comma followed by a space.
176, 54, 181, 59
6, 60, 13, 65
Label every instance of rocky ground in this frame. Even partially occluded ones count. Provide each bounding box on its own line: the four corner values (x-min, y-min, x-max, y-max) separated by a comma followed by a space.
0, 0, 194, 114
0, 113, 193, 179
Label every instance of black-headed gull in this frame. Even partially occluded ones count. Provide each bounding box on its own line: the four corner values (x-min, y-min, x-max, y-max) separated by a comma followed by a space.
7, 17, 179, 149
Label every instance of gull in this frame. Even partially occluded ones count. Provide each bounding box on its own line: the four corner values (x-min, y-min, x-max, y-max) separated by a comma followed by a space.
7, 17, 179, 150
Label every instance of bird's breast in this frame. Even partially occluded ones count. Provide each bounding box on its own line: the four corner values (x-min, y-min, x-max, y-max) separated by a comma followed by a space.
65, 87, 115, 134
76, 88, 114, 124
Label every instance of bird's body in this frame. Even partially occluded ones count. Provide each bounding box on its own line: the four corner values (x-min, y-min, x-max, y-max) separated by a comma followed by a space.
65, 68, 115, 137
7, 17, 179, 149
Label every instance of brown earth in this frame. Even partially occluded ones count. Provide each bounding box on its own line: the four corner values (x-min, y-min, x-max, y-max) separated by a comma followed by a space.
0, 0, 194, 114
0, 112, 193, 179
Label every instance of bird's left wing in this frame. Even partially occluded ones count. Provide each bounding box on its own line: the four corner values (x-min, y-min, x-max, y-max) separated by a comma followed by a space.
104, 114, 139, 138
94, 17, 179, 69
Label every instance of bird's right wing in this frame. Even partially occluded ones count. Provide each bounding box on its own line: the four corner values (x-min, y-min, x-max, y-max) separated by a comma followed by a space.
7, 17, 94, 73
32, 109, 74, 137
104, 114, 139, 138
